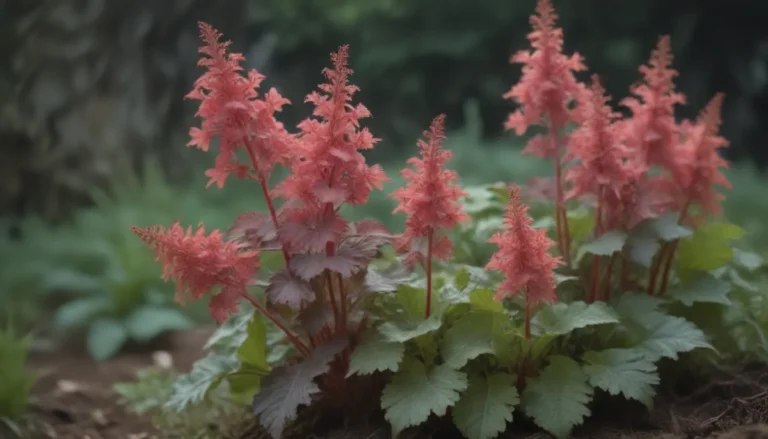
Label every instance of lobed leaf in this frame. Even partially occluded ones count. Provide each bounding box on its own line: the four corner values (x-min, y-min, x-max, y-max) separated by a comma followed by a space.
635, 313, 714, 361
531, 301, 620, 337
614, 295, 714, 361
677, 221, 745, 275
165, 354, 240, 412
666, 273, 731, 307
381, 359, 468, 435
521, 356, 593, 439
378, 312, 443, 343
453, 373, 519, 439
125, 306, 195, 342
347, 330, 405, 376
265, 270, 315, 309
440, 310, 511, 369
581, 348, 659, 408
252, 337, 348, 439
576, 231, 627, 261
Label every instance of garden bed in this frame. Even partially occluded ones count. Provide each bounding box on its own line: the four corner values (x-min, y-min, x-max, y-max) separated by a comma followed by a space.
18, 328, 768, 439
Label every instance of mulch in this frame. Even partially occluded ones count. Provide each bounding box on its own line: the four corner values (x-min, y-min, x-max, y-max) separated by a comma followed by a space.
10, 327, 768, 439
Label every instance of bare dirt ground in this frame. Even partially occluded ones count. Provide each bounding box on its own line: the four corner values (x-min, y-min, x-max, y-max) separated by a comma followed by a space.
13, 327, 768, 439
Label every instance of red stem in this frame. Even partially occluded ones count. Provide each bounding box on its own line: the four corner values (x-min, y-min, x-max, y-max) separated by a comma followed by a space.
647, 250, 663, 295
657, 241, 679, 296
239, 293, 310, 356
243, 143, 291, 265
602, 253, 617, 301
550, 126, 571, 266
325, 271, 340, 332
524, 287, 531, 339
650, 199, 692, 295
588, 196, 604, 302
657, 205, 691, 296
425, 230, 434, 319
337, 272, 347, 332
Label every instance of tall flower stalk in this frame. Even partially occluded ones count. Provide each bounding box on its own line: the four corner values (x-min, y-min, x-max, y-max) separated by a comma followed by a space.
503, 0, 587, 266
486, 186, 563, 338
391, 115, 468, 318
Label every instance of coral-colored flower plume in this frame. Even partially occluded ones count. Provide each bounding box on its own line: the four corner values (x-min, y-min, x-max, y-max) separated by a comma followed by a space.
673, 93, 732, 222
565, 76, 627, 208
504, 0, 587, 157
486, 186, 562, 306
187, 22, 294, 188
277, 45, 389, 253
390, 114, 468, 267
131, 223, 260, 323
621, 35, 686, 172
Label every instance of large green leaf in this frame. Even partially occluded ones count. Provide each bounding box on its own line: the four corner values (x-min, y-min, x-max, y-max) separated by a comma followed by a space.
581, 348, 659, 408
677, 221, 745, 275
452, 372, 519, 439
666, 274, 731, 307
347, 330, 405, 376
381, 359, 468, 435
86, 318, 128, 361
521, 356, 593, 439
531, 301, 619, 337
440, 310, 513, 369
125, 306, 195, 342
576, 231, 628, 261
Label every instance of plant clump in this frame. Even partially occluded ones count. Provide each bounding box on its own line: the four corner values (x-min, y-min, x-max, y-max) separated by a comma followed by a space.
130, 2, 768, 438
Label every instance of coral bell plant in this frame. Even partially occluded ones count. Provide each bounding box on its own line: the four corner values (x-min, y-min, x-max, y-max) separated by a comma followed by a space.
133, 2, 765, 439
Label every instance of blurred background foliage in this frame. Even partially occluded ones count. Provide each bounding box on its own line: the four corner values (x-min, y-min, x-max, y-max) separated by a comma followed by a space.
1, 0, 768, 358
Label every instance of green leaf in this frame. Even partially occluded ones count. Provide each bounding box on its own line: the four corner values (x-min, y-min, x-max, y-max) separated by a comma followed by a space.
42, 269, 104, 294
203, 310, 252, 352
125, 306, 195, 342
612, 292, 663, 318
455, 268, 471, 291
53, 297, 111, 330
378, 312, 443, 343
453, 373, 519, 439
462, 186, 503, 216
615, 295, 714, 361
440, 311, 511, 369
677, 221, 745, 274
252, 337, 348, 438
165, 354, 239, 411
582, 349, 659, 408
522, 356, 593, 439
531, 301, 619, 337
237, 313, 271, 373
625, 236, 659, 268
394, 284, 432, 319
87, 318, 128, 361
469, 288, 502, 313
666, 274, 731, 307
381, 359, 468, 435
635, 313, 714, 361
347, 330, 405, 377
733, 249, 764, 272
577, 231, 628, 261
640, 212, 693, 241
227, 363, 270, 405
567, 208, 596, 243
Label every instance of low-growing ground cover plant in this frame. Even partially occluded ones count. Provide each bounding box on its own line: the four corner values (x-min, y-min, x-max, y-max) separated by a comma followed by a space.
131, 1, 768, 438
0, 324, 37, 437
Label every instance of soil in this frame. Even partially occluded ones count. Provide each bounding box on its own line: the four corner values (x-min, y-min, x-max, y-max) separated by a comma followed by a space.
12, 327, 768, 439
